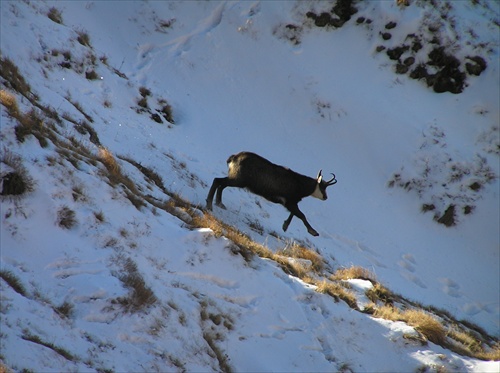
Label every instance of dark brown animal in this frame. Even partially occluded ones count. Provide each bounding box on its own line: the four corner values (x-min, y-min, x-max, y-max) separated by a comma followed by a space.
206, 152, 337, 236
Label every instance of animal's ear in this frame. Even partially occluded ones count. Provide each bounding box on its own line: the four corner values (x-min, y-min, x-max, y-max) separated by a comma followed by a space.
316, 169, 323, 183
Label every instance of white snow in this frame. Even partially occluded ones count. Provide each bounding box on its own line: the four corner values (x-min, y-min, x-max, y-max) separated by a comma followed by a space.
1, 1, 499, 372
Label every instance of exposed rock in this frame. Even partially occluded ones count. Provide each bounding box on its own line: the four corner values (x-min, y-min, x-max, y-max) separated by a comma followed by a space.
410, 64, 429, 80
385, 21, 397, 29
428, 47, 460, 69
437, 205, 456, 227
465, 56, 487, 76
387, 45, 409, 61
381, 32, 392, 40
404, 57, 415, 66
395, 64, 409, 74
331, 0, 358, 23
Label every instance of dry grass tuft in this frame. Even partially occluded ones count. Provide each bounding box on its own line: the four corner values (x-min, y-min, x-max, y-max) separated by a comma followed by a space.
98, 147, 121, 176
331, 266, 377, 282
405, 309, 446, 345
22, 330, 76, 361
366, 282, 398, 305
373, 306, 446, 345
76, 31, 91, 47
54, 301, 74, 319
0, 269, 27, 296
276, 242, 324, 273
0, 57, 32, 99
0, 89, 19, 117
191, 212, 225, 237
448, 327, 483, 354
120, 156, 165, 192
57, 206, 77, 229
1, 148, 35, 199
447, 328, 500, 360
273, 255, 309, 278
47, 7, 63, 24
159, 99, 175, 124
112, 256, 157, 312
372, 304, 401, 321
192, 212, 273, 262
199, 300, 233, 372
476, 343, 500, 361
0, 361, 12, 373
316, 280, 358, 310
13, 108, 49, 147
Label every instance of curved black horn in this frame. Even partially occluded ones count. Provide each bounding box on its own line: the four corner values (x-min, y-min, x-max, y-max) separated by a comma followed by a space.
326, 173, 337, 185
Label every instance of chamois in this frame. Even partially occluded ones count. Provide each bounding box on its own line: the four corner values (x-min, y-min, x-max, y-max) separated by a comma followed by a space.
206, 152, 337, 236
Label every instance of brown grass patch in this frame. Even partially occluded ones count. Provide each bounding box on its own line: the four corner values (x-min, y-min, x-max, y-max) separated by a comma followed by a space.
366, 282, 398, 305
191, 212, 273, 262
1, 148, 35, 199
447, 328, 500, 360
373, 306, 446, 345
47, 7, 63, 24
0, 57, 32, 99
57, 206, 77, 229
0, 269, 27, 296
22, 330, 76, 361
0, 89, 19, 117
276, 242, 324, 273
405, 309, 446, 345
273, 255, 309, 278
98, 147, 121, 176
331, 266, 377, 282
111, 256, 157, 313
316, 280, 358, 310
76, 31, 91, 47
476, 343, 500, 361
448, 327, 483, 354
372, 304, 401, 321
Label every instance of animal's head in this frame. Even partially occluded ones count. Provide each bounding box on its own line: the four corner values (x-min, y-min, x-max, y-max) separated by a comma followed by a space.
311, 170, 337, 200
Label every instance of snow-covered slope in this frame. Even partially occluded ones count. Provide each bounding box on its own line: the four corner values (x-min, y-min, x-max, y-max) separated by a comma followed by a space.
1, 1, 499, 372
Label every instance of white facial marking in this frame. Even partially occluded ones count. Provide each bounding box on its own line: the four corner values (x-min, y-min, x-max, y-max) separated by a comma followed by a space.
311, 183, 326, 200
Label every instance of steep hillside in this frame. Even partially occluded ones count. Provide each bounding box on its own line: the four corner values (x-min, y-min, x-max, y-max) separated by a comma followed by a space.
1, 1, 499, 372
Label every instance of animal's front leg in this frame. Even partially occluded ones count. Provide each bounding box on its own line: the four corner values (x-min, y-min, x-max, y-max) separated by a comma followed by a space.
306, 226, 319, 237
285, 203, 319, 237
206, 178, 221, 210
283, 212, 294, 232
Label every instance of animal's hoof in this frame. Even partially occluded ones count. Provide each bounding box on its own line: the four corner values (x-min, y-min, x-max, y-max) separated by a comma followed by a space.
216, 202, 227, 210
206, 202, 213, 211
282, 223, 289, 232
308, 229, 319, 237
